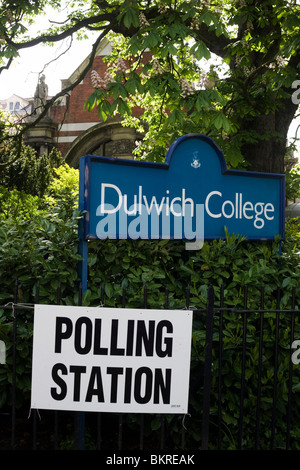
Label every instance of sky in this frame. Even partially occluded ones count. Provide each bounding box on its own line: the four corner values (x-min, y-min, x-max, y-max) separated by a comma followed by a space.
0, 5, 299, 158
0, 3, 98, 100
0, 31, 98, 100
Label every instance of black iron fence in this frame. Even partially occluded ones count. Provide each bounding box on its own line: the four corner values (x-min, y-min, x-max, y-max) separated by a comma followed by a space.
0, 281, 299, 451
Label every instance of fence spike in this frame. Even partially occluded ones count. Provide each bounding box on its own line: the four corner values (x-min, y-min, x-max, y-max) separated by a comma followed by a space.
201, 284, 214, 450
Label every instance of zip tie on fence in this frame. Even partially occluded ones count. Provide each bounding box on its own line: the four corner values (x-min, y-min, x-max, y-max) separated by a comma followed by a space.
182, 413, 191, 430
4, 302, 14, 308
182, 306, 207, 311
14, 303, 35, 309
4, 302, 16, 319
4, 302, 35, 311
28, 407, 41, 421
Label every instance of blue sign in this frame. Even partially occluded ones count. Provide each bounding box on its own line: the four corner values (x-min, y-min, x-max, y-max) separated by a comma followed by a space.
79, 133, 285, 244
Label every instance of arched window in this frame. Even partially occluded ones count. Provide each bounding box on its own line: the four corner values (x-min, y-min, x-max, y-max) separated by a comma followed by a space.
64, 120, 143, 168
89, 140, 114, 157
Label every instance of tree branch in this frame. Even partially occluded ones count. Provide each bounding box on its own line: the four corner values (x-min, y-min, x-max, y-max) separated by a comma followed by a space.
0, 56, 13, 74
4, 13, 116, 52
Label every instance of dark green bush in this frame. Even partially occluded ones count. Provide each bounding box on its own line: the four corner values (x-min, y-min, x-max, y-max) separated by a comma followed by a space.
0, 143, 63, 197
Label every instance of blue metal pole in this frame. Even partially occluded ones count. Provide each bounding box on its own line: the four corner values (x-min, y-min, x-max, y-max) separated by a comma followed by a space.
76, 157, 88, 449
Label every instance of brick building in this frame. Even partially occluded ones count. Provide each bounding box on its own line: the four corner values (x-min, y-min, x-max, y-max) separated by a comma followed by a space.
23, 37, 144, 167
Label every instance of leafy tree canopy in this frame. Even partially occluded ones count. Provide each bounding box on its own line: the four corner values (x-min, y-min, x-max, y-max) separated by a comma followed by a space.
0, 0, 300, 172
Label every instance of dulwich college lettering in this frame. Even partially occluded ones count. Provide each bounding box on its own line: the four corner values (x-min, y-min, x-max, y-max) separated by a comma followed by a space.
205, 191, 275, 228
99, 183, 275, 230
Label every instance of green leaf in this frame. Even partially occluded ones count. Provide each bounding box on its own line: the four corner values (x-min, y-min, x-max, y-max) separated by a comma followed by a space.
125, 75, 143, 94
118, 6, 140, 29
196, 92, 211, 110
109, 82, 128, 100
104, 283, 114, 298
225, 146, 244, 168
162, 109, 184, 128
213, 112, 231, 132
116, 97, 131, 116
191, 41, 211, 60
144, 31, 161, 49
161, 43, 178, 57
200, 10, 217, 27
82, 289, 92, 306
3, 45, 19, 59
282, 277, 291, 288
84, 90, 102, 111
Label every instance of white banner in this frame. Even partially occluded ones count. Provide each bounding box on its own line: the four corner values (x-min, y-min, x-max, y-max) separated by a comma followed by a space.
31, 305, 193, 414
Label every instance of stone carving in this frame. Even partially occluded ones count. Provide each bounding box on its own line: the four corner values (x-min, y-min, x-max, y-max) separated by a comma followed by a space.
33, 74, 48, 114
112, 139, 136, 158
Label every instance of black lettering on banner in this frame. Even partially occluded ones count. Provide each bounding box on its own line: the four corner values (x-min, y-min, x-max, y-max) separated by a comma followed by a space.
154, 369, 171, 404
93, 319, 108, 355
107, 367, 123, 403
51, 363, 67, 400
50, 365, 172, 405
124, 368, 132, 403
75, 317, 92, 354
135, 321, 155, 356
55, 318, 73, 353
134, 368, 172, 404
126, 320, 135, 356
70, 365, 86, 401
85, 366, 105, 402
54, 316, 174, 357
156, 320, 173, 357
134, 367, 153, 404
51, 315, 176, 406
110, 320, 125, 355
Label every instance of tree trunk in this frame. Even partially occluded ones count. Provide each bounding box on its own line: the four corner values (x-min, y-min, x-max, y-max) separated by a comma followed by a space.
241, 96, 298, 174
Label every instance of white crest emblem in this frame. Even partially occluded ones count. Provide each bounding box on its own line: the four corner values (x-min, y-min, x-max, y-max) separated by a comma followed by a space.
191, 152, 201, 168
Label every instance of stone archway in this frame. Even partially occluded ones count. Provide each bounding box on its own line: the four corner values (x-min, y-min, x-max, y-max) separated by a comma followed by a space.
64, 119, 142, 168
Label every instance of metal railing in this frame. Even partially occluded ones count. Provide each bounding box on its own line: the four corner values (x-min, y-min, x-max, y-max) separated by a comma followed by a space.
0, 281, 299, 450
